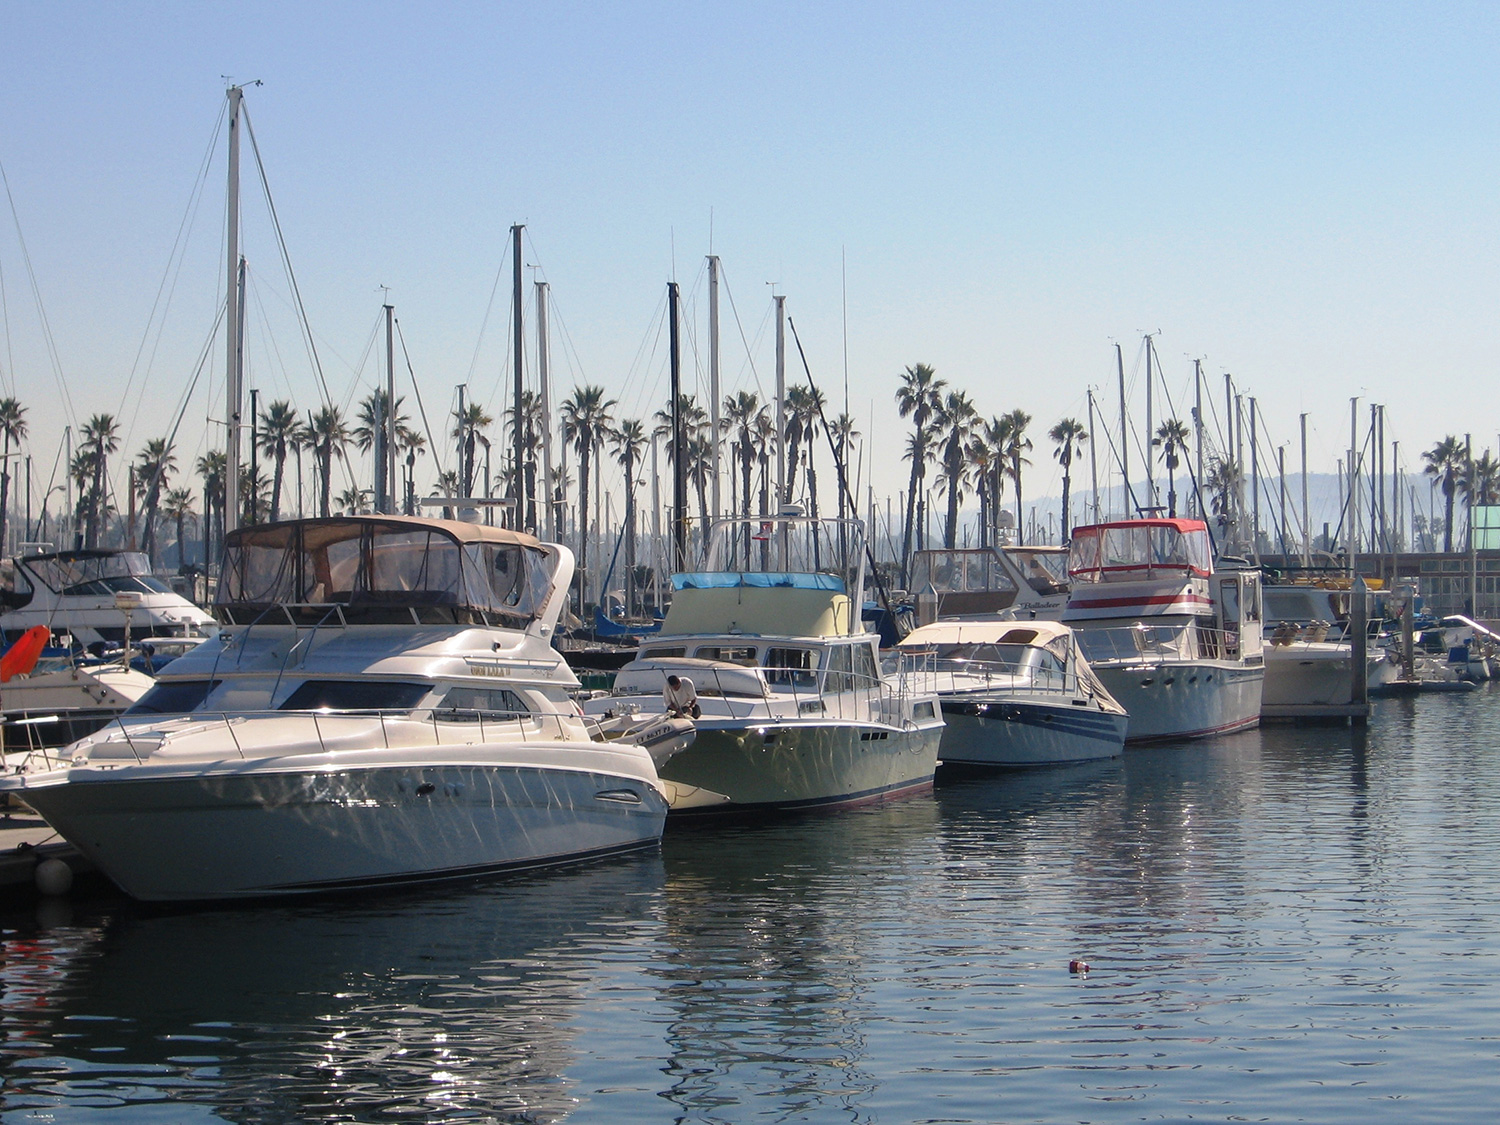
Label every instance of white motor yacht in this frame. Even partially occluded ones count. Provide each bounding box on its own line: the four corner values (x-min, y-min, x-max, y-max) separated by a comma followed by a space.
2, 653, 155, 755
1063, 518, 1265, 742
0, 516, 674, 902
584, 516, 944, 814
1, 548, 217, 649
907, 545, 1071, 623
896, 619, 1128, 766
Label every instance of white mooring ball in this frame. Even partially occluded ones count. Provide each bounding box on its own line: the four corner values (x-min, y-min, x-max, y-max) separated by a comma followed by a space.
34, 857, 74, 897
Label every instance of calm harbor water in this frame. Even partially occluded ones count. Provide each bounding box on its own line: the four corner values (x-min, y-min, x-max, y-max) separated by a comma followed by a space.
4, 689, 1499, 1123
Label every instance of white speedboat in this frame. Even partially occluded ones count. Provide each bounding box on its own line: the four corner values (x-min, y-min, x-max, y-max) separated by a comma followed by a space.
896, 619, 1128, 766
584, 516, 943, 814
1062, 518, 1265, 742
1, 548, 217, 649
0, 516, 674, 902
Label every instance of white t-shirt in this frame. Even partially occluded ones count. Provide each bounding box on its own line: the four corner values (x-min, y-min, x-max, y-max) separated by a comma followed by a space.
663, 676, 698, 714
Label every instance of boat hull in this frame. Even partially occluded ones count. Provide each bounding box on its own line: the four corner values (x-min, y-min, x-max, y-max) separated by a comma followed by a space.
659, 720, 942, 815
17, 761, 668, 902
1090, 660, 1263, 743
936, 696, 1128, 766
1261, 642, 1387, 717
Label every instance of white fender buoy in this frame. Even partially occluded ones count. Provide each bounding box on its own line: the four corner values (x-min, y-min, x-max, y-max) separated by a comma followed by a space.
35, 857, 73, 897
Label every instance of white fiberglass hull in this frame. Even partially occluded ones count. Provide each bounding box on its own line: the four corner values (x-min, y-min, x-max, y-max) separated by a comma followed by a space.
659, 719, 942, 814
936, 694, 1128, 766
1262, 642, 1389, 714
1090, 659, 1263, 743
13, 751, 667, 902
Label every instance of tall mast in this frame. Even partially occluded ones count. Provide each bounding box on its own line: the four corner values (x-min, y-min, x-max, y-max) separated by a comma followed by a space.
1249, 396, 1259, 561
224, 85, 244, 540
1349, 397, 1359, 580
511, 223, 525, 529
1193, 359, 1204, 520
384, 303, 396, 514
1116, 343, 1128, 516
1144, 334, 1155, 509
669, 282, 686, 568
536, 280, 554, 541
775, 295, 787, 510
1087, 388, 1099, 524
1300, 412, 1310, 565
708, 255, 721, 523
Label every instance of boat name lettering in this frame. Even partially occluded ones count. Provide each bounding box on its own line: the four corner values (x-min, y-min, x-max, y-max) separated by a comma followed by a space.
466, 662, 513, 678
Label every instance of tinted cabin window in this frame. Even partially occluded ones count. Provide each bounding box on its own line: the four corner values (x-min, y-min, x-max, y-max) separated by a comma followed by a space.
695, 645, 758, 666
765, 647, 816, 686
434, 686, 529, 722
279, 680, 430, 712
825, 645, 855, 692
126, 679, 221, 715
640, 647, 686, 659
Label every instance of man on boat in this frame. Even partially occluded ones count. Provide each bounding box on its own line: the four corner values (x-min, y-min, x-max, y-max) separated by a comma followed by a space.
663, 674, 701, 719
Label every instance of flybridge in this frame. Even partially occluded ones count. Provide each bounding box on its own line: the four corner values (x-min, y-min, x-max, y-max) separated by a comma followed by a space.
1067, 519, 1214, 584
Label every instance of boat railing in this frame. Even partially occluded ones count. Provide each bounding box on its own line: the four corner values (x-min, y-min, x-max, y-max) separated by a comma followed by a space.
895, 650, 1081, 698
1073, 622, 1245, 663
40, 705, 601, 768
660, 660, 917, 728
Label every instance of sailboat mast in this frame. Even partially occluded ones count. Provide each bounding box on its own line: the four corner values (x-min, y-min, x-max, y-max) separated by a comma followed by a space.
536, 280, 554, 541
384, 303, 396, 514
1144, 334, 1155, 510
1116, 343, 1128, 518
1300, 412, 1310, 565
224, 84, 244, 541
511, 223, 525, 530
775, 295, 786, 511
1087, 388, 1099, 524
708, 255, 721, 523
1193, 359, 1204, 520
669, 282, 686, 568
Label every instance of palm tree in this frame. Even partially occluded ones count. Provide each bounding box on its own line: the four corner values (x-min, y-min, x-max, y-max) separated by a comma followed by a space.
133, 437, 176, 564
80, 413, 120, 548
828, 411, 860, 529
1152, 418, 1191, 519
451, 402, 493, 499
506, 389, 545, 530
559, 385, 616, 583
196, 450, 226, 565
353, 390, 409, 514
967, 430, 997, 548
1002, 409, 1033, 545
1049, 418, 1088, 540
336, 485, 371, 514
399, 426, 427, 516
936, 391, 978, 548
721, 390, 764, 522
1206, 454, 1242, 539
433, 469, 461, 520
304, 406, 350, 518
257, 399, 301, 522
1423, 435, 1467, 552
653, 392, 710, 549
895, 363, 946, 580
976, 414, 1014, 546
610, 418, 649, 615
160, 487, 196, 570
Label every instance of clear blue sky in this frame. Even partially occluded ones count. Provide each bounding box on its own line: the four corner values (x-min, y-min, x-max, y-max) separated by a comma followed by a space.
2, 1, 1498, 531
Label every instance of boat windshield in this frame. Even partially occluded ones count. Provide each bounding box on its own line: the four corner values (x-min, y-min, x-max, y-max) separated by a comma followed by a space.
21, 551, 172, 597
218, 518, 555, 626
278, 680, 432, 712
126, 679, 222, 715
1068, 521, 1213, 582
909, 550, 1018, 595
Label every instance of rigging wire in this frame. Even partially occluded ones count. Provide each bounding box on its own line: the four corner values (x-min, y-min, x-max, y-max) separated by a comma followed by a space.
0, 159, 79, 429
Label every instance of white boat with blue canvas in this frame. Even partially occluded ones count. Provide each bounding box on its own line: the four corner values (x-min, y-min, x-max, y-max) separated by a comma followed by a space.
584, 516, 943, 814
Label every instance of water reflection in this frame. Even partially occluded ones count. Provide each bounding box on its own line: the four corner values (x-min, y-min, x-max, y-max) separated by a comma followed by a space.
1, 855, 665, 1123
654, 799, 942, 1122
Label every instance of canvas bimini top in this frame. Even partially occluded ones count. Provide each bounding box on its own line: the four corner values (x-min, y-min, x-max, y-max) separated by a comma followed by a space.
217, 515, 563, 628
1067, 519, 1214, 583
